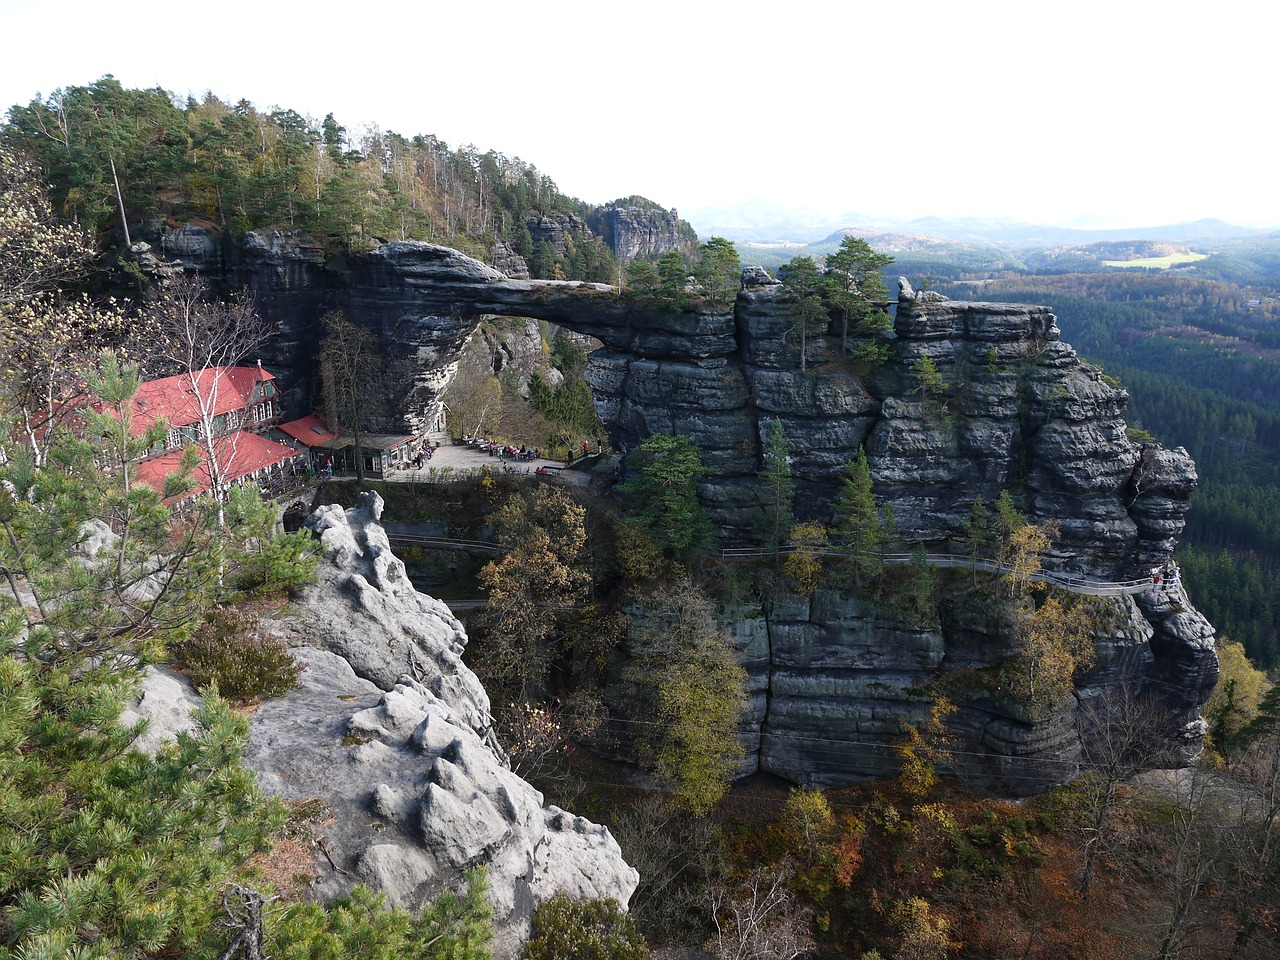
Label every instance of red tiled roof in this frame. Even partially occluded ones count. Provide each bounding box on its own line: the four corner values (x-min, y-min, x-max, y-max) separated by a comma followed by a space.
277, 414, 339, 446
134, 431, 301, 501
130, 366, 276, 435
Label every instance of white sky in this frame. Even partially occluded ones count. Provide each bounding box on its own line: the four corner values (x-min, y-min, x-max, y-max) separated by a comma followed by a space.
1, 0, 1275, 230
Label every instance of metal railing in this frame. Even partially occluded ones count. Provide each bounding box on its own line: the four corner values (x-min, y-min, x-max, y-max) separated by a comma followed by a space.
720, 546, 1158, 597
386, 533, 505, 555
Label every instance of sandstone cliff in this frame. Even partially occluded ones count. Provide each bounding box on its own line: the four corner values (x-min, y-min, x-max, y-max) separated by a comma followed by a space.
243, 493, 638, 957
152, 234, 1218, 795
586, 197, 699, 261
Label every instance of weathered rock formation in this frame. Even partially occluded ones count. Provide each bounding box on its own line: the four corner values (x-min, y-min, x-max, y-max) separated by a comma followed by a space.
243, 492, 638, 957
586, 198, 698, 261
158, 234, 1217, 794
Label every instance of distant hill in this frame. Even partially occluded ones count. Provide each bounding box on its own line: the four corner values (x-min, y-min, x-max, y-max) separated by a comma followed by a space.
686, 200, 1272, 248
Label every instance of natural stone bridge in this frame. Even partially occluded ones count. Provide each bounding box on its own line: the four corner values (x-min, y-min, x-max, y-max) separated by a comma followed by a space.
219, 234, 1217, 795
241, 240, 1195, 583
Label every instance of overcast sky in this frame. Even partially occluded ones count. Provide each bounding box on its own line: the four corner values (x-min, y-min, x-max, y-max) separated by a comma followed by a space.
1, 0, 1274, 230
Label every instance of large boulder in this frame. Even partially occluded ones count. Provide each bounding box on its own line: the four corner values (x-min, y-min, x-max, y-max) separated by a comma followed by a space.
244, 493, 638, 958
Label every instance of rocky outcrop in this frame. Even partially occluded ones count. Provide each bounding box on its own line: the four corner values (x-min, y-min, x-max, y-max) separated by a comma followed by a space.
586, 198, 698, 261
176, 237, 1215, 795
244, 493, 638, 957
489, 239, 530, 280
525, 213, 590, 259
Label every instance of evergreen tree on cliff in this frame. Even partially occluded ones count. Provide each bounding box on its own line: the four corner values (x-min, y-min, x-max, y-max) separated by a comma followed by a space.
824, 235, 893, 361
621, 434, 712, 563
757, 419, 795, 555
696, 236, 741, 305
831, 449, 884, 586
779, 256, 828, 371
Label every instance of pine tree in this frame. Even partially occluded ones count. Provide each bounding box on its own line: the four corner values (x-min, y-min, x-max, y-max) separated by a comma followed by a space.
911, 355, 947, 415
779, 256, 829, 371
823, 234, 893, 360
620, 434, 712, 563
757, 419, 795, 554
696, 236, 741, 305
831, 449, 883, 586
956, 496, 994, 585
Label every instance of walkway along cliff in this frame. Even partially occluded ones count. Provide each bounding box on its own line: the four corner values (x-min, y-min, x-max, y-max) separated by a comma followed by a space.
163, 229, 1219, 795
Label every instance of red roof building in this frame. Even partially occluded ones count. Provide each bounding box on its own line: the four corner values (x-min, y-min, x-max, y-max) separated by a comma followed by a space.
134, 431, 303, 504
274, 414, 339, 447
116, 363, 299, 504
273, 414, 418, 478
129, 364, 280, 458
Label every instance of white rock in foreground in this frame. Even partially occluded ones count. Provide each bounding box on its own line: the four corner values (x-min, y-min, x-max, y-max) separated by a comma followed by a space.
244, 493, 638, 957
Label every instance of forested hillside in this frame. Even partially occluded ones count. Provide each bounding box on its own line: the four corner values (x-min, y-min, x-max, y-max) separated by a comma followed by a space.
2, 75, 692, 282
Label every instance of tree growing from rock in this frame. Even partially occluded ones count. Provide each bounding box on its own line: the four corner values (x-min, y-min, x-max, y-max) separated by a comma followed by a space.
895, 697, 957, 800
621, 433, 713, 564
756, 419, 795, 555
910, 355, 947, 415
696, 236, 741, 306
779, 256, 829, 372
955, 496, 994, 586
831, 449, 884, 587
1004, 594, 1096, 708
783, 522, 828, 596
656, 250, 688, 308
824, 234, 893, 361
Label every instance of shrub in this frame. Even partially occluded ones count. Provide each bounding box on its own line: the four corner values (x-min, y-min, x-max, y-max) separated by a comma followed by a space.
235, 530, 321, 597
268, 873, 491, 960
524, 893, 649, 960
175, 606, 301, 700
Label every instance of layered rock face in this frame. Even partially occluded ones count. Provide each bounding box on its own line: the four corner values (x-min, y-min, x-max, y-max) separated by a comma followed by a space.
171, 235, 1216, 794
586, 200, 698, 261
243, 493, 638, 957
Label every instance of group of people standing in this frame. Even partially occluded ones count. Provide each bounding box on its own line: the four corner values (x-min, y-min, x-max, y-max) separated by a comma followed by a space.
413, 442, 439, 469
